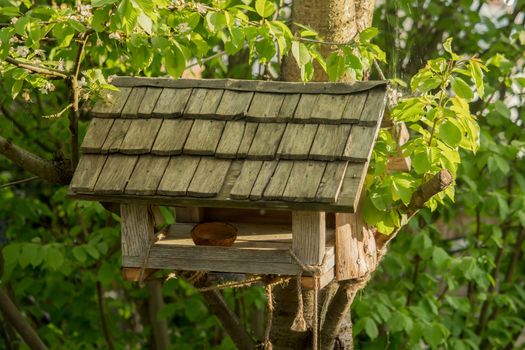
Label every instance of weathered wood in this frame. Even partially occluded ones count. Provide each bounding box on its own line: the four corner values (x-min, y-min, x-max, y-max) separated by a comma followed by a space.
151, 119, 193, 155
309, 124, 352, 161
342, 125, 378, 162
215, 90, 253, 119
301, 267, 334, 290
70, 154, 108, 192
175, 207, 203, 223
263, 161, 294, 200
230, 161, 263, 199
137, 88, 163, 118
125, 155, 170, 195
152, 88, 192, 117
101, 119, 131, 153
157, 156, 200, 196
236, 122, 258, 157
277, 123, 318, 159
335, 213, 359, 280
292, 211, 326, 265
359, 87, 387, 126
187, 158, 231, 197
245, 93, 285, 121
247, 123, 286, 160
293, 94, 318, 121
91, 87, 132, 117
185, 89, 224, 117
94, 155, 138, 194
342, 92, 368, 123
80, 118, 114, 153
249, 161, 278, 200
112, 76, 387, 95
119, 119, 163, 154
215, 121, 245, 158
121, 204, 154, 257
218, 160, 242, 198
183, 120, 225, 155
282, 161, 327, 201
337, 162, 367, 210
315, 161, 348, 203
277, 94, 300, 121
203, 208, 292, 225
121, 88, 147, 118
309, 94, 348, 123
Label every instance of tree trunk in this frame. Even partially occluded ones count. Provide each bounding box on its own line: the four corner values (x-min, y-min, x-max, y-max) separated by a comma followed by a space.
274, 1, 375, 349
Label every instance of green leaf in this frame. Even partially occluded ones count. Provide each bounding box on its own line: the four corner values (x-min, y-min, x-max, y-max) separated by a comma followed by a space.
487, 154, 510, 175
326, 53, 345, 82
423, 323, 444, 348
469, 60, 484, 98
92, 0, 118, 7
359, 27, 379, 41
206, 12, 227, 32
438, 119, 462, 148
443, 37, 459, 60
255, 0, 276, 18
92, 8, 110, 32
412, 148, 432, 174
432, 246, 450, 269
291, 41, 311, 66
137, 13, 153, 34
255, 38, 276, 62
363, 317, 378, 339
451, 77, 474, 100
164, 42, 187, 78
45, 246, 64, 271
73, 246, 87, 263
84, 244, 100, 259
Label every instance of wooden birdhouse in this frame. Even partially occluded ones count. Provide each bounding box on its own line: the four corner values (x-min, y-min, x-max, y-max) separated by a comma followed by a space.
69, 77, 388, 288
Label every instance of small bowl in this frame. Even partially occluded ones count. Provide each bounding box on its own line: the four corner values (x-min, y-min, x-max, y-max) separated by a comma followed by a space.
191, 222, 238, 247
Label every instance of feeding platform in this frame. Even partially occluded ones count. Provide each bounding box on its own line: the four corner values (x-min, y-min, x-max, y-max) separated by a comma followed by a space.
69, 77, 387, 287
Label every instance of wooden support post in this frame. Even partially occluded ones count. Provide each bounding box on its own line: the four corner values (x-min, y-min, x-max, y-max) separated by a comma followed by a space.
175, 207, 203, 223
292, 211, 325, 265
335, 213, 359, 281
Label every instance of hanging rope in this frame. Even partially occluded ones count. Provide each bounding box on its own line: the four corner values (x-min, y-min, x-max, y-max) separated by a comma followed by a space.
261, 283, 274, 350
290, 275, 307, 332
139, 232, 166, 286
288, 249, 323, 350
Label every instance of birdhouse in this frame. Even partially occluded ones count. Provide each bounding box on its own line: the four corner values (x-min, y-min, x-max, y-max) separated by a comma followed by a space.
69, 77, 388, 288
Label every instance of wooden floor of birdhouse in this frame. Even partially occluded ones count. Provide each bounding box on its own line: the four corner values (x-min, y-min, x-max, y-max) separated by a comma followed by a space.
122, 222, 335, 284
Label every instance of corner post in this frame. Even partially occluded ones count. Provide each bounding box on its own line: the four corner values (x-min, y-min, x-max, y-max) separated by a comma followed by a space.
292, 211, 326, 265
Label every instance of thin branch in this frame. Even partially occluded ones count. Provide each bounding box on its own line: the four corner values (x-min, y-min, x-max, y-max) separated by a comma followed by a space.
0, 288, 48, 350
4, 57, 68, 79
96, 282, 115, 350
0, 176, 38, 189
0, 135, 72, 184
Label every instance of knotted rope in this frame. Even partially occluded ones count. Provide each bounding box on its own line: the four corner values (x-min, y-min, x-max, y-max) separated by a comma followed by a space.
261, 283, 274, 350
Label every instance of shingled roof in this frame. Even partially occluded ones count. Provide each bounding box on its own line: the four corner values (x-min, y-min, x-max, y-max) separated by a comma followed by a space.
69, 77, 387, 212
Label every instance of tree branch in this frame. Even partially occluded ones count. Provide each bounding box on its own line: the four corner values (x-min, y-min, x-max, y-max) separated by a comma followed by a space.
96, 282, 115, 350
0, 288, 48, 350
4, 57, 68, 79
320, 281, 356, 350
0, 135, 72, 185
146, 280, 171, 350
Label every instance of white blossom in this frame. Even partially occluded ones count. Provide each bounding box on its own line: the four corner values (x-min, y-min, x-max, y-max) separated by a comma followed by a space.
22, 91, 31, 102
39, 81, 55, 95
14, 46, 29, 58
108, 32, 121, 40
195, 3, 207, 14
78, 77, 87, 88
57, 58, 65, 71
176, 22, 191, 34
10, 17, 18, 24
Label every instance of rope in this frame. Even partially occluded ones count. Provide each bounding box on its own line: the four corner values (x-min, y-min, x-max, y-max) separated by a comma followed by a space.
290, 276, 307, 332
261, 284, 274, 350
197, 276, 264, 292
139, 232, 165, 286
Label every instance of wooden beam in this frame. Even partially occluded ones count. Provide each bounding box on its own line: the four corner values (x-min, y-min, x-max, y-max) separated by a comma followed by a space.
121, 204, 155, 257
335, 213, 359, 281
292, 211, 326, 265
175, 207, 203, 223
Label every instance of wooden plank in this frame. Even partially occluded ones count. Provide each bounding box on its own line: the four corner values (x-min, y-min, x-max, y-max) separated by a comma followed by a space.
230, 161, 263, 199
277, 94, 300, 122
157, 156, 201, 196
263, 161, 294, 200
245, 93, 285, 122
151, 119, 193, 155
292, 211, 326, 265
342, 92, 368, 123
94, 155, 138, 194
91, 87, 132, 117
247, 123, 286, 160
80, 118, 114, 153
335, 213, 359, 280
121, 204, 154, 257
309, 94, 348, 123
282, 161, 326, 202
237, 122, 258, 157
183, 120, 225, 155
125, 155, 170, 195
70, 154, 108, 192
215, 121, 245, 158
316, 161, 348, 203
309, 124, 352, 161
215, 90, 253, 119
175, 207, 203, 223
119, 119, 163, 154
359, 87, 387, 126
301, 267, 334, 290
112, 76, 387, 95
152, 88, 192, 118
187, 158, 231, 197
337, 162, 367, 210
101, 119, 131, 153
293, 94, 318, 121
249, 161, 278, 200
217, 160, 242, 198
137, 88, 163, 118
342, 125, 378, 162
184, 89, 224, 118
121, 88, 147, 118
277, 124, 318, 159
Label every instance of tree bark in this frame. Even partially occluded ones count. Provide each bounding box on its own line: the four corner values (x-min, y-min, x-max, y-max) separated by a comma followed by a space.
146, 281, 171, 350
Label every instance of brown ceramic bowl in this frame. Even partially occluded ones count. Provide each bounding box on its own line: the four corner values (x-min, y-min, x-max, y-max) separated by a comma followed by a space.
191, 222, 238, 247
